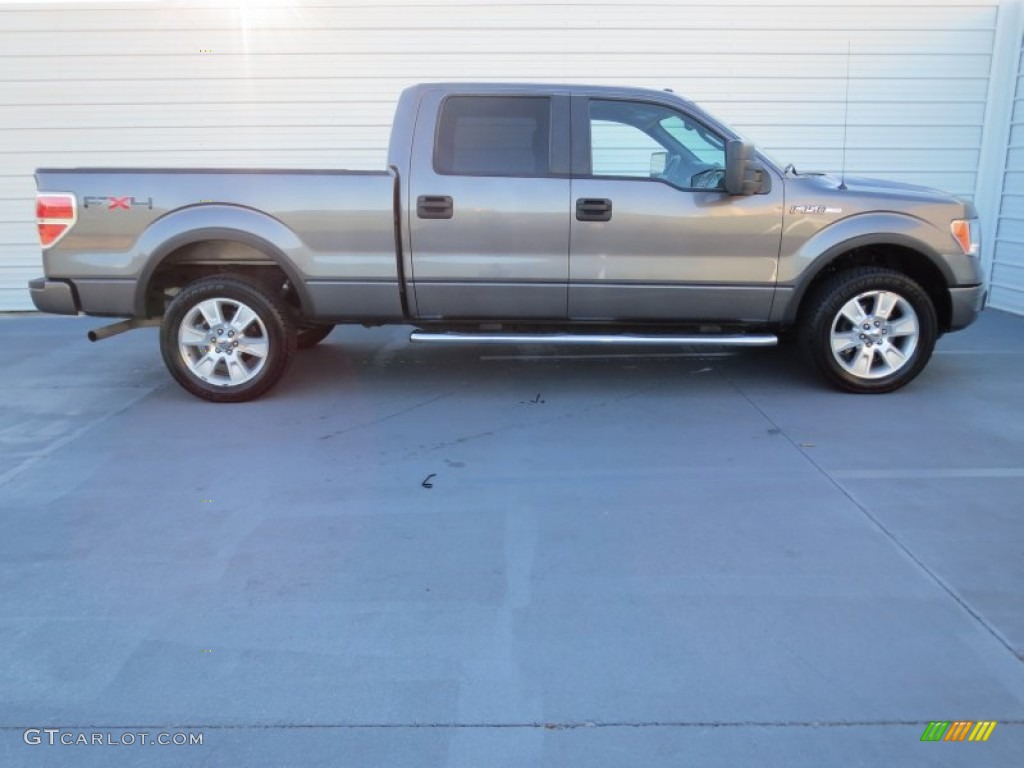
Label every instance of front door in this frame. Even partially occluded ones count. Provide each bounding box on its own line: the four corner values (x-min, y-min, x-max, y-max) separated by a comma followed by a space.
569, 96, 783, 322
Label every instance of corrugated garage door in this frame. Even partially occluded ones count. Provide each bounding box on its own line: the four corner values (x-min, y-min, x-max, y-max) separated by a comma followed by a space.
990, 37, 1024, 314
0, 0, 1001, 311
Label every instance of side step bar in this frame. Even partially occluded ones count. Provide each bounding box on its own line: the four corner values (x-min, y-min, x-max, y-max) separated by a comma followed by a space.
409, 331, 777, 347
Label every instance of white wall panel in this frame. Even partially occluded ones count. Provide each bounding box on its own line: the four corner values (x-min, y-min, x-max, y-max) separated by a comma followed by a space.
990, 43, 1024, 314
0, 0, 1006, 310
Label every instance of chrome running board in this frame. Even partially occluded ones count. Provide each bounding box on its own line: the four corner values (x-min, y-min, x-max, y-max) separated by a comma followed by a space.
409, 331, 777, 347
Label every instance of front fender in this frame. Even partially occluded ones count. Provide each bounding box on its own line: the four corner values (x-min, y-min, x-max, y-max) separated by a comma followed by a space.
774, 211, 957, 323
132, 204, 312, 316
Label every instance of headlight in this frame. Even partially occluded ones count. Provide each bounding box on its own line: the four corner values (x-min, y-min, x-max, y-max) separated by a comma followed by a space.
950, 218, 980, 257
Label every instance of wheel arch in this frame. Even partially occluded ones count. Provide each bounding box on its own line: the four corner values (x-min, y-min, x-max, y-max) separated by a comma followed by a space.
132, 206, 313, 317
784, 236, 953, 332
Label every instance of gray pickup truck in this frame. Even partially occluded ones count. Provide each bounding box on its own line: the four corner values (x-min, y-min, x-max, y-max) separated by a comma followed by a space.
30, 82, 985, 402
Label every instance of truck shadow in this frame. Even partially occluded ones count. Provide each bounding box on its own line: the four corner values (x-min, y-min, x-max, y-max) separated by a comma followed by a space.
276, 327, 820, 399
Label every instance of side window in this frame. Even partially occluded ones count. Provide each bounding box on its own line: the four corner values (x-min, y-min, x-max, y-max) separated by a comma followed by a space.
588, 100, 727, 190
435, 96, 551, 177
590, 120, 665, 177
659, 115, 726, 167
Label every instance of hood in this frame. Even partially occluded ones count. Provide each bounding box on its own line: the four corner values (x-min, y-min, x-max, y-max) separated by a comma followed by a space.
783, 171, 974, 219
789, 171, 959, 203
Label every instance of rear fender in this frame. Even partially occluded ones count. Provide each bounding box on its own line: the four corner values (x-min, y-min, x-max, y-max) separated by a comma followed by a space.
132, 204, 311, 316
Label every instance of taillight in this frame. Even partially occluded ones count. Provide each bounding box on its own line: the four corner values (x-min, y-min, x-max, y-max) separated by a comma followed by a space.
36, 193, 77, 248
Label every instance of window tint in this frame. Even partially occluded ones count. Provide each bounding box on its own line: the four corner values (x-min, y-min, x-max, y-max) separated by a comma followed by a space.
591, 120, 664, 177
435, 96, 551, 176
588, 100, 726, 190
659, 115, 725, 166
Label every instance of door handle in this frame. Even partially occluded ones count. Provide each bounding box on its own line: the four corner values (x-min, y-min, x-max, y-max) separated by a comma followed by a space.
417, 195, 454, 219
576, 198, 612, 222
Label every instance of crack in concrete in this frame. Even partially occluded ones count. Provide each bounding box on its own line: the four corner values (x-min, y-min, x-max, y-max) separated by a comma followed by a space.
0, 386, 158, 489
317, 392, 450, 440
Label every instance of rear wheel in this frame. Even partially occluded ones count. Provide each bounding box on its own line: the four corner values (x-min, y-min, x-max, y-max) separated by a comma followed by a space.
800, 267, 937, 393
296, 323, 334, 349
160, 275, 296, 402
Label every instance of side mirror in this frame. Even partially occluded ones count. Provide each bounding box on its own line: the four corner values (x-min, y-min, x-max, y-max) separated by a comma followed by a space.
724, 140, 766, 196
650, 151, 667, 177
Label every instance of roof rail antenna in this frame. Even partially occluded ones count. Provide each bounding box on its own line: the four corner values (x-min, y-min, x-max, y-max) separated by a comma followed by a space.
662, 87, 674, 92
838, 41, 851, 191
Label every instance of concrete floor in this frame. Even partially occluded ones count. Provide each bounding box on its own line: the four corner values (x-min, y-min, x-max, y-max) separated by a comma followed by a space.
0, 310, 1022, 767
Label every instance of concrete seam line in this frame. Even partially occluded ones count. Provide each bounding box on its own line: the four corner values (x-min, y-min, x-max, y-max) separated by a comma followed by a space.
0, 386, 158, 490
831, 468, 1024, 479
719, 372, 1021, 664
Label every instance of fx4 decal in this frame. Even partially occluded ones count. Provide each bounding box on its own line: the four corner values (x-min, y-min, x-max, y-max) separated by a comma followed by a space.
83, 196, 154, 210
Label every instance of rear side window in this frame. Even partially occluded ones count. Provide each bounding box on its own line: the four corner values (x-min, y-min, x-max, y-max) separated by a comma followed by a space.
435, 96, 551, 177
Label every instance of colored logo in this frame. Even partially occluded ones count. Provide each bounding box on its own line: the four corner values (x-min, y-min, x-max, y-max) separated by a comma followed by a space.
920, 721, 996, 742
83, 195, 154, 211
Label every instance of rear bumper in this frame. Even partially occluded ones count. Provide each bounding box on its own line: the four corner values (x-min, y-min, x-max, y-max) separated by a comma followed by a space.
28, 277, 79, 315
948, 284, 986, 331
29, 276, 137, 317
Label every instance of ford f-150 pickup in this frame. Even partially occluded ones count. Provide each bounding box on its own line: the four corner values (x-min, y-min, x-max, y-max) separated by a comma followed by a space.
30, 82, 986, 402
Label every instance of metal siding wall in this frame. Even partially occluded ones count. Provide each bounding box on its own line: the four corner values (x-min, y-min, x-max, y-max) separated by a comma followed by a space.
0, 0, 1000, 310
991, 41, 1024, 313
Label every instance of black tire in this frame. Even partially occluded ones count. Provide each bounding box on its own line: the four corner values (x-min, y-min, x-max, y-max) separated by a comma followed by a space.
160, 275, 297, 402
296, 323, 335, 350
800, 267, 937, 394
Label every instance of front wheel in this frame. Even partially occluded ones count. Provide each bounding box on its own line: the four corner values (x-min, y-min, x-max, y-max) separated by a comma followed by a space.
160, 275, 297, 402
801, 267, 938, 393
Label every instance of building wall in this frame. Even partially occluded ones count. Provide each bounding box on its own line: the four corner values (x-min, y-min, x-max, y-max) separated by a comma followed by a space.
0, 0, 1008, 311
990, 28, 1024, 314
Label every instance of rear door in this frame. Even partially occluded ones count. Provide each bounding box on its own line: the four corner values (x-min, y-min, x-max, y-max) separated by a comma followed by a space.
568, 95, 783, 322
407, 90, 571, 320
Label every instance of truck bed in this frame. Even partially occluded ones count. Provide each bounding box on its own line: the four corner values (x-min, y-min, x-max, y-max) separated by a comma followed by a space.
35, 167, 403, 320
